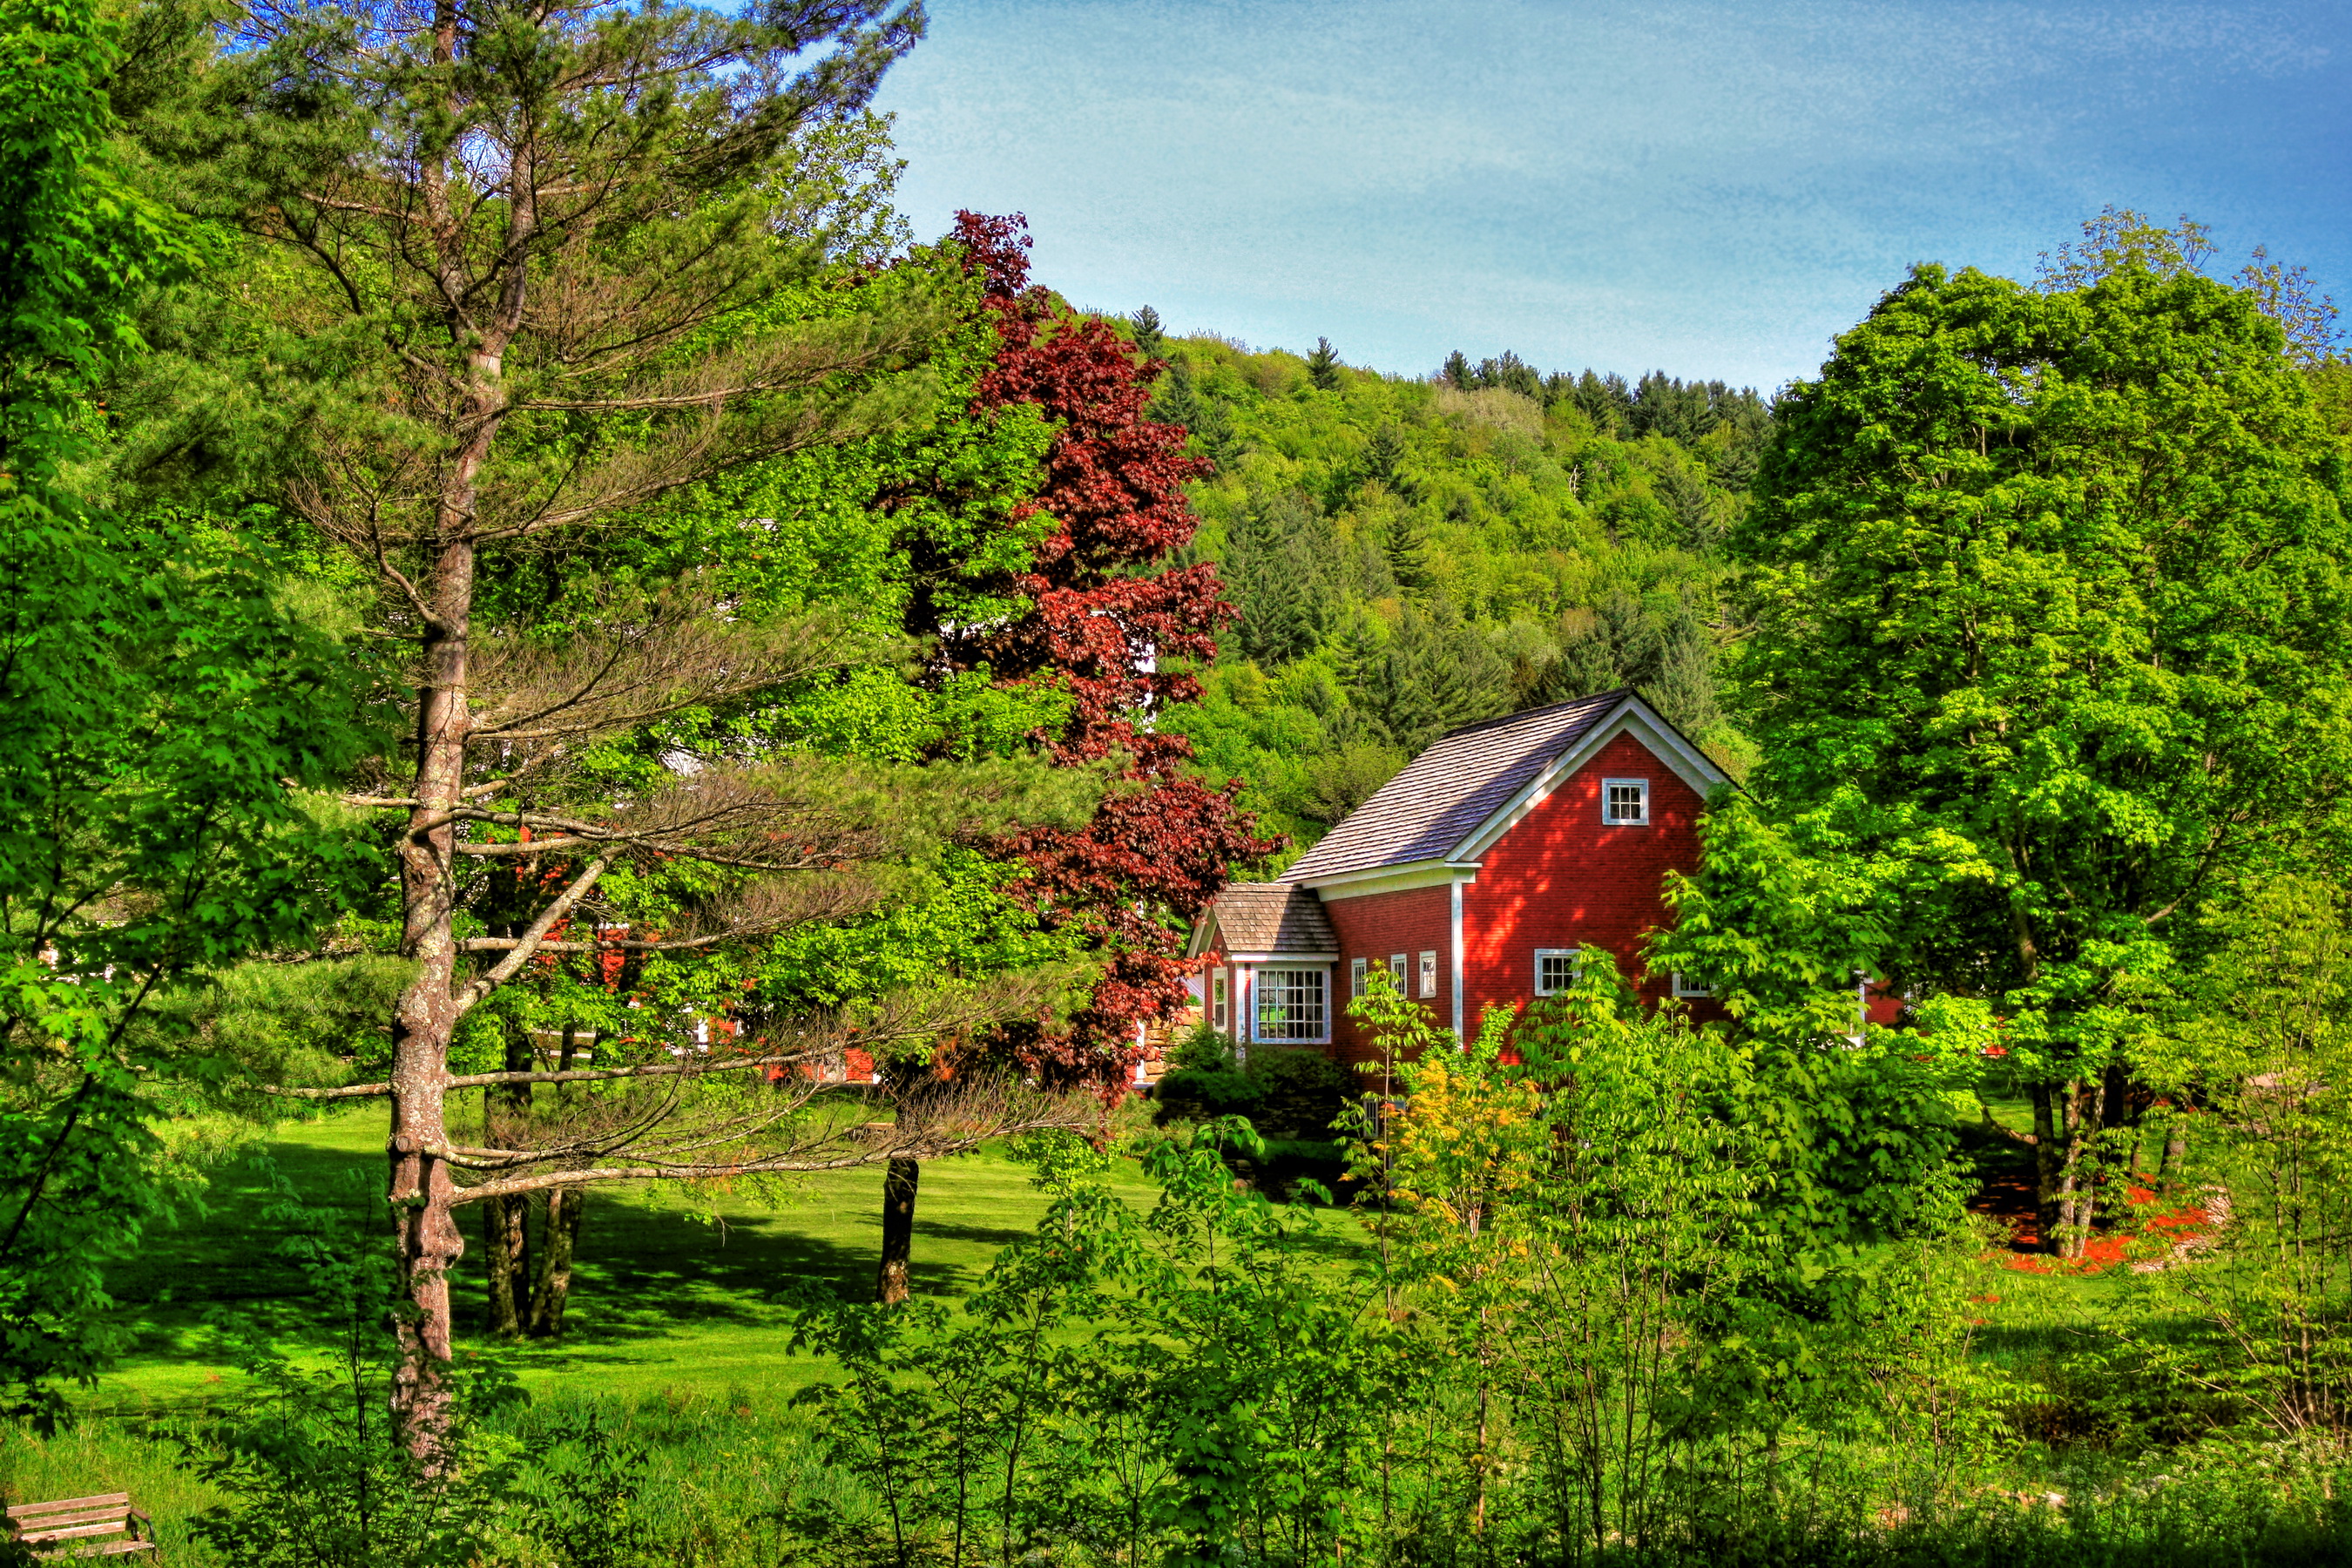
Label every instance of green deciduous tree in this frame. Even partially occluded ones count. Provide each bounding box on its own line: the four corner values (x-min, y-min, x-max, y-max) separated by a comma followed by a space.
0, 0, 368, 1425
2130, 875, 2352, 1438
1731, 255, 2352, 1255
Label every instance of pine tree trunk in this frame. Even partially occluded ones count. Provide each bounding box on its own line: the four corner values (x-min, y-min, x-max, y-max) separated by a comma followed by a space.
877, 1156, 920, 1304
527, 1186, 585, 1337
388, 525, 476, 1456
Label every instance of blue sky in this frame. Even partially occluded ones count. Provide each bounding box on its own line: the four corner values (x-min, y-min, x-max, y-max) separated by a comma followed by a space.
869, 0, 2350, 390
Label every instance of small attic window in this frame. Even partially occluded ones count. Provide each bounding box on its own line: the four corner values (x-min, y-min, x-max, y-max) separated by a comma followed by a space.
1603, 778, 1649, 826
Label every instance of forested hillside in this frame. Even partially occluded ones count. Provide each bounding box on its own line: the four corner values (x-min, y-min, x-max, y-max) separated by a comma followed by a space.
1135, 326, 1769, 861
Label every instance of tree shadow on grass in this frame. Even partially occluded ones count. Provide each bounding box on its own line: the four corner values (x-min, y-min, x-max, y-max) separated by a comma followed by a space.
107, 1136, 1021, 1373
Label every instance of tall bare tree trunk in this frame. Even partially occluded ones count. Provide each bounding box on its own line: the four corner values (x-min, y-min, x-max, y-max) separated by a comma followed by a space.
2031, 1080, 2062, 1251
389, 95, 510, 1436
877, 1156, 919, 1303
527, 1187, 585, 1337
519, 1025, 589, 1336
388, 514, 476, 1452
482, 1026, 532, 1337
483, 1195, 525, 1337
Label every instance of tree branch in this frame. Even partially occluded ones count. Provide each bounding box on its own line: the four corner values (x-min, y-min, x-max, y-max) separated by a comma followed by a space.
458, 855, 611, 1007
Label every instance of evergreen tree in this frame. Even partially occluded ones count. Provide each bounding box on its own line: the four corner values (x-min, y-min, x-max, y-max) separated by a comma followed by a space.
1131, 304, 1166, 358
131, 0, 980, 1448
1363, 423, 1409, 488
1151, 355, 1237, 470
1358, 598, 1511, 752
1475, 350, 1544, 401
1306, 335, 1342, 390
1229, 490, 1329, 665
1629, 370, 1719, 443
1383, 507, 1433, 594
1442, 349, 1474, 389
1572, 369, 1633, 432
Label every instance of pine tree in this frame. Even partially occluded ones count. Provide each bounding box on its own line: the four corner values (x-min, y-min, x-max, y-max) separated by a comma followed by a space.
1476, 350, 1543, 401
1306, 335, 1342, 390
1229, 490, 1328, 664
1442, 349, 1474, 389
1572, 369, 1632, 432
1150, 355, 1237, 470
1131, 304, 1166, 358
1384, 508, 1434, 593
1629, 370, 1718, 442
139, 0, 973, 1450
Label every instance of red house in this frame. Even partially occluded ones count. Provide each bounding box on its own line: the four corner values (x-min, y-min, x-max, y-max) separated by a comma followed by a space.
1188, 688, 1732, 1065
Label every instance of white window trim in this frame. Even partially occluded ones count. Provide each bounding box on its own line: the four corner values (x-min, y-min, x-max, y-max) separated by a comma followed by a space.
1534, 947, 1582, 997
1417, 950, 1438, 999
1253, 965, 1332, 1044
1672, 972, 1712, 998
1350, 956, 1369, 999
1212, 968, 1229, 1031
1602, 777, 1651, 826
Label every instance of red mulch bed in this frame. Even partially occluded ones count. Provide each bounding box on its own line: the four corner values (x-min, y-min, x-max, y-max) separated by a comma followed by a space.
1970, 1176, 2208, 1274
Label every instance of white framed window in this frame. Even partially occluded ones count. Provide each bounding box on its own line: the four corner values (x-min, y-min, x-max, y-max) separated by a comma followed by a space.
1602, 777, 1650, 825
1255, 967, 1329, 1043
1673, 972, 1712, 998
1389, 952, 1407, 984
1350, 956, 1369, 998
1212, 969, 1229, 1031
1534, 948, 1582, 996
1418, 950, 1438, 998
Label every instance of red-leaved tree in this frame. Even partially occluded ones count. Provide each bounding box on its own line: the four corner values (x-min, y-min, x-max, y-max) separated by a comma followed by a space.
933, 212, 1272, 1085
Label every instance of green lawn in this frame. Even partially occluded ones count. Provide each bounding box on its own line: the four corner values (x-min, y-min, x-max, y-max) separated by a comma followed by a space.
84, 1098, 2107, 1421
89, 1105, 1166, 1414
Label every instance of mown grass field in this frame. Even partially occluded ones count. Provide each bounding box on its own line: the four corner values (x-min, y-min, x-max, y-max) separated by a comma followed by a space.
84, 1098, 2116, 1419
87, 1105, 1171, 1414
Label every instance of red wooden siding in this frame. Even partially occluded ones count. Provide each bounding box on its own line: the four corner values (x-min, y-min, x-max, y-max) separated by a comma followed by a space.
1462, 731, 1708, 1033
1319, 884, 1452, 1067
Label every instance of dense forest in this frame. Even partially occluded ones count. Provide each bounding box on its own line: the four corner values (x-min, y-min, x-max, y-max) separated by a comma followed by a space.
1141, 331, 1765, 857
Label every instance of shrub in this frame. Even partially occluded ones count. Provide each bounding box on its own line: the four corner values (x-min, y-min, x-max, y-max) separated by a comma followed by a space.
1246, 1048, 1358, 1139
1152, 1068, 1263, 1125
1166, 1022, 1238, 1071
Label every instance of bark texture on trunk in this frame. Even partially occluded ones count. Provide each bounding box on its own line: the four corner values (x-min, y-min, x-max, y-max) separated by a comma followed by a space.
527, 1186, 585, 1338
483, 1024, 535, 1337
2031, 1080, 2061, 1250
388, 528, 476, 1454
483, 1195, 525, 1338
877, 1156, 920, 1304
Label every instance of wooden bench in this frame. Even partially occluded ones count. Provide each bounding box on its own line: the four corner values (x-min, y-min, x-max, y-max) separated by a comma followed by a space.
4, 1494, 156, 1559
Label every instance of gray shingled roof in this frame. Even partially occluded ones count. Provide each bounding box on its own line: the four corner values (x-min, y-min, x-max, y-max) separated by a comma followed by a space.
1280, 690, 1630, 884
1205, 882, 1340, 955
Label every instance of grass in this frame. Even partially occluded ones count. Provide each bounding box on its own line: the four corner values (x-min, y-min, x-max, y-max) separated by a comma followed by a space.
77, 1095, 2116, 1419
84, 1104, 1169, 1415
